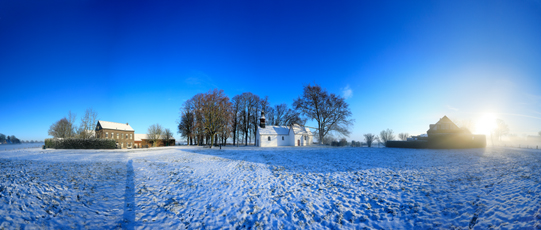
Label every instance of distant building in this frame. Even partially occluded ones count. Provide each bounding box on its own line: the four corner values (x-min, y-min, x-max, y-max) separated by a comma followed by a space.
427, 115, 470, 136
134, 134, 175, 148
388, 115, 485, 149
256, 111, 313, 147
95, 120, 135, 149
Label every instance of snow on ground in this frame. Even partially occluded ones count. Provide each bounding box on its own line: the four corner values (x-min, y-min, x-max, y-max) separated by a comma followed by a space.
0, 143, 43, 151
1, 146, 540, 229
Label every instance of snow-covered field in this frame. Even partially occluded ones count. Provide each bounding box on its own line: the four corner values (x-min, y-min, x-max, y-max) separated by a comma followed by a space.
0, 142, 43, 151
1, 146, 540, 229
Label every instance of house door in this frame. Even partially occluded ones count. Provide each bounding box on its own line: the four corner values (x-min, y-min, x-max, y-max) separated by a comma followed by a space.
297, 140, 300, 146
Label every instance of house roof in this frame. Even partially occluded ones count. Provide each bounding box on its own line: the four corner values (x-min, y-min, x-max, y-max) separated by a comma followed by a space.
291, 124, 313, 135
134, 134, 147, 141
134, 133, 175, 141
97, 120, 134, 131
427, 115, 466, 134
258, 126, 291, 135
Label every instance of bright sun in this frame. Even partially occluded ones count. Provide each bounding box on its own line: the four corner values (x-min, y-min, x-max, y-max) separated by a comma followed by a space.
474, 113, 497, 135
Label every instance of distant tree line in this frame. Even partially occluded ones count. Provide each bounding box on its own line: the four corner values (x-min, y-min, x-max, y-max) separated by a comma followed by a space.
178, 84, 354, 147
0, 133, 21, 144
357, 119, 515, 148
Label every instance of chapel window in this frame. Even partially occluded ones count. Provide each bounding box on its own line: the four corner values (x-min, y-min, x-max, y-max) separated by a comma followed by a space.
268, 136, 271, 141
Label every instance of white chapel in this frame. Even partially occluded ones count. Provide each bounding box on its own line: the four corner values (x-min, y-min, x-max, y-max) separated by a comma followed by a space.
256, 111, 314, 147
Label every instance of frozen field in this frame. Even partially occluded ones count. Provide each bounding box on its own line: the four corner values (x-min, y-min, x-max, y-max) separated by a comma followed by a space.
0, 142, 43, 151
0, 146, 540, 229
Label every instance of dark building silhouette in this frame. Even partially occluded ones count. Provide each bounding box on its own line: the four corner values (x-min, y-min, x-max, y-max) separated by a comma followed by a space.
387, 116, 486, 149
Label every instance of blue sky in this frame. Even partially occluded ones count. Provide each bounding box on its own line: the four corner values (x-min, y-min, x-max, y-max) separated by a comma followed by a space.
1, 0, 540, 142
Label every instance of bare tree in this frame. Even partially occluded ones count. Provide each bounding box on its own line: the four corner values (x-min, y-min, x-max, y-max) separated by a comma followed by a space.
251, 95, 265, 146
191, 93, 205, 145
235, 92, 259, 145
493, 119, 509, 141
274, 104, 287, 126
322, 135, 335, 145
264, 105, 275, 127
270, 104, 304, 126
67, 111, 77, 138
231, 95, 244, 145
48, 117, 75, 138
164, 128, 173, 146
364, 133, 376, 147
147, 124, 164, 147
77, 108, 98, 139
379, 129, 395, 147
178, 99, 196, 145
398, 133, 409, 141
293, 84, 353, 144
242, 92, 259, 145
283, 108, 305, 126
201, 89, 231, 148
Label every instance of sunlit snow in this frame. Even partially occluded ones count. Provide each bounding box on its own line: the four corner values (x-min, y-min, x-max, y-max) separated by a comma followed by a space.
0, 146, 540, 229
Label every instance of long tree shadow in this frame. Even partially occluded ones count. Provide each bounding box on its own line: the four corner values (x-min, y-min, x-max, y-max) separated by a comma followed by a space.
122, 159, 136, 230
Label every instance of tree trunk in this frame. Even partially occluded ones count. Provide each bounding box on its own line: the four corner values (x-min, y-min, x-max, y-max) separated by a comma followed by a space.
245, 111, 249, 146
233, 127, 236, 145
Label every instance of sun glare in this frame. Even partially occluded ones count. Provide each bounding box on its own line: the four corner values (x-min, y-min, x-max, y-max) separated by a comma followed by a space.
474, 113, 497, 135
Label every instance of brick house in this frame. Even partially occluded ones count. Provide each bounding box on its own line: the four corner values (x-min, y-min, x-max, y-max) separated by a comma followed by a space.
95, 120, 135, 149
134, 134, 175, 148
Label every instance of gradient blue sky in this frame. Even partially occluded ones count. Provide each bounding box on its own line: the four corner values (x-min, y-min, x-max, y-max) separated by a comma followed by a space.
1, 0, 540, 142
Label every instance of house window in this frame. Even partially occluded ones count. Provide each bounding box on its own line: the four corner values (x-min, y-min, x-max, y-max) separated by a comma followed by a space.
268, 136, 271, 141
112, 133, 114, 139
117, 133, 119, 139
130, 134, 132, 139
282, 136, 284, 140
126, 134, 128, 139
106, 132, 108, 138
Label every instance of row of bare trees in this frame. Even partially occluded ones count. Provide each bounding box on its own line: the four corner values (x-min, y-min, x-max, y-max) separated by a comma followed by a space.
146, 124, 173, 147
48, 108, 98, 139
179, 90, 278, 147
179, 89, 233, 147
178, 84, 354, 146
362, 129, 408, 147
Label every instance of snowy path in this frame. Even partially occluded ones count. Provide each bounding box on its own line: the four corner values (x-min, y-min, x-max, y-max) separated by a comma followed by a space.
0, 146, 540, 229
